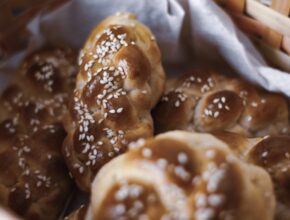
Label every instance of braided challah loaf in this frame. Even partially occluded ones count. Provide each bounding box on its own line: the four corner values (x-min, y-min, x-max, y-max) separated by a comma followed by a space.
0, 48, 77, 220
62, 13, 165, 191
153, 70, 290, 137
65, 131, 275, 220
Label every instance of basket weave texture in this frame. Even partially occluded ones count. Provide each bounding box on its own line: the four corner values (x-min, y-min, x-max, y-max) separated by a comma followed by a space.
216, 0, 290, 72
0, 0, 290, 72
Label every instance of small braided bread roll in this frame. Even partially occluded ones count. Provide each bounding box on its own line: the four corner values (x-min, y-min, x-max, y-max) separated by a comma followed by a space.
0, 48, 77, 220
153, 70, 290, 137
213, 132, 290, 220
65, 131, 275, 220
63, 13, 165, 191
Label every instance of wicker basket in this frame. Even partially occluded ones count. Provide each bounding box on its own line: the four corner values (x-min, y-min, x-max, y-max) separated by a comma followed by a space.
216, 0, 290, 72
0, 0, 290, 72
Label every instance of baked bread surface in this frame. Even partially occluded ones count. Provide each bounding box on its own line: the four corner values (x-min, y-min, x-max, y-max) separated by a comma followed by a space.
66, 131, 275, 220
0, 48, 77, 220
63, 13, 165, 191
153, 70, 290, 137
214, 132, 290, 220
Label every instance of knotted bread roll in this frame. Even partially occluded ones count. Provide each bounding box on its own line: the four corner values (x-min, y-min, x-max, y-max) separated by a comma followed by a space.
153, 70, 289, 137
0, 48, 77, 220
65, 131, 275, 220
63, 13, 165, 191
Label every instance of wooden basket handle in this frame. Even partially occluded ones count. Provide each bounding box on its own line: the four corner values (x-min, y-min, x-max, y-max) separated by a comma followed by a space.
216, 0, 290, 54
216, 0, 245, 13
263, 0, 290, 49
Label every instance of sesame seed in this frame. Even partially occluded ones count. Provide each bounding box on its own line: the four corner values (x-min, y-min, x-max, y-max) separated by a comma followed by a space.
282, 167, 288, 172
117, 108, 123, 113
177, 152, 188, 164
213, 98, 220, 104
192, 176, 201, 185
174, 166, 190, 181
213, 111, 219, 118
196, 193, 207, 207
162, 96, 169, 102
205, 150, 216, 159
142, 148, 152, 158
79, 167, 84, 174
208, 194, 225, 207
115, 204, 126, 215
251, 102, 258, 107
109, 109, 116, 114
129, 139, 145, 150
195, 208, 215, 220
207, 168, 226, 193
157, 158, 168, 169
261, 151, 268, 158
226, 155, 236, 163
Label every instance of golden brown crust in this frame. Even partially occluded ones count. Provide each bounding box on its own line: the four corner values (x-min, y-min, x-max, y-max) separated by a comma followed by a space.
0, 48, 77, 220
79, 131, 275, 220
247, 136, 290, 220
62, 13, 165, 191
153, 70, 290, 137
212, 132, 290, 220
